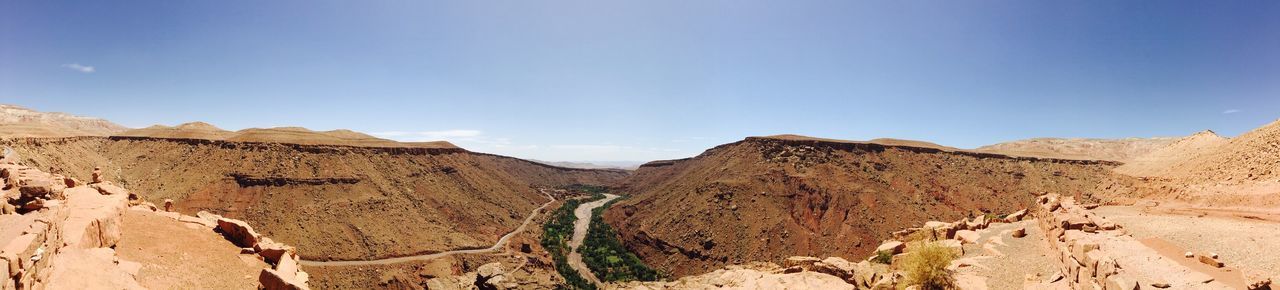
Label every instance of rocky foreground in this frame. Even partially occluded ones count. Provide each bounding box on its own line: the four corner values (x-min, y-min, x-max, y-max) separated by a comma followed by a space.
602, 192, 1279, 290
0, 161, 309, 289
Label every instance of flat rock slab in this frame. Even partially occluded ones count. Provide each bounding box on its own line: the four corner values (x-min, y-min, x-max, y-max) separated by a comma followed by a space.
116, 210, 269, 289
1095, 206, 1275, 286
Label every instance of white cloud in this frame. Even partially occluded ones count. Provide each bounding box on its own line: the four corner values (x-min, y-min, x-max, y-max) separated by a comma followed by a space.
1222, 109, 1241, 114
61, 63, 95, 73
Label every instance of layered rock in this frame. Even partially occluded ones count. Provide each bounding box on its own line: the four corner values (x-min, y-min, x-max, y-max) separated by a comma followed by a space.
1, 163, 142, 289
608, 135, 1119, 276
2, 163, 311, 289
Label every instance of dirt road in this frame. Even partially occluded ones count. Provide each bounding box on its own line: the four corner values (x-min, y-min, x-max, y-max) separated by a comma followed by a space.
568, 194, 619, 288
299, 191, 557, 267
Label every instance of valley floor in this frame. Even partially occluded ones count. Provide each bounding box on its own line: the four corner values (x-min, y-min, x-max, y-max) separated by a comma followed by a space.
568, 194, 621, 288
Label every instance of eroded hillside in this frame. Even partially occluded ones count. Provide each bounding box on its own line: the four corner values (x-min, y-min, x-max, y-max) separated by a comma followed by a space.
604, 136, 1121, 276
976, 136, 1178, 162
3, 136, 628, 262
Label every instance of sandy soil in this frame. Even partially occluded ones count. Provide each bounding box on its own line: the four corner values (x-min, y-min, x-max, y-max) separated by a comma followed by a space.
1094, 205, 1279, 282
116, 210, 269, 289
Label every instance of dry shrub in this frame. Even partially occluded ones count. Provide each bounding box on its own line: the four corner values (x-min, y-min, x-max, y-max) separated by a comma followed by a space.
901, 241, 956, 290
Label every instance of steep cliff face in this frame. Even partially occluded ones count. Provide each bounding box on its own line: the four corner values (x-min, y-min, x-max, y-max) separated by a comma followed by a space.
605, 136, 1119, 276
3, 136, 628, 261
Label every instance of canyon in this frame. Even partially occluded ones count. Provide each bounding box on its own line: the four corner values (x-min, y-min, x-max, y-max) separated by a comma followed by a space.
2, 104, 1278, 289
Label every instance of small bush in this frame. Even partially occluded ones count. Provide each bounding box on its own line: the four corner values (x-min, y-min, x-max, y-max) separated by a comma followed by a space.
871, 250, 893, 264
901, 241, 957, 290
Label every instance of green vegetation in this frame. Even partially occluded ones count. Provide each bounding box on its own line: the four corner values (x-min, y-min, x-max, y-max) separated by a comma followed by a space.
542, 194, 606, 290
901, 241, 958, 290
579, 197, 663, 282
871, 250, 894, 264
564, 184, 610, 195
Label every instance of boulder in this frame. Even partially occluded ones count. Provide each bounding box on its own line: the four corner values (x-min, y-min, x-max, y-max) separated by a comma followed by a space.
18, 178, 54, 199
1198, 254, 1224, 268
259, 268, 309, 290
1006, 209, 1028, 222
475, 263, 506, 290
1011, 227, 1026, 238
954, 230, 980, 244
20, 199, 43, 212
923, 221, 956, 240
91, 167, 103, 184
1105, 273, 1138, 290
784, 256, 822, 269
163, 199, 174, 212
91, 183, 129, 196
875, 241, 905, 255
196, 210, 223, 222
216, 218, 261, 248
276, 253, 299, 277
2, 234, 38, 273
813, 257, 857, 280
256, 238, 298, 265
62, 187, 128, 249
63, 177, 79, 188
1247, 276, 1272, 290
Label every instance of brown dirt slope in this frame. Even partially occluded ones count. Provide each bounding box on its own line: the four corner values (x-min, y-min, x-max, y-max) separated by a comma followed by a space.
0, 104, 128, 137
976, 136, 1178, 162
1112, 130, 1227, 177
1110, 120, 1280, 208
605, 135, 1120, 276
3, 136, 628, 262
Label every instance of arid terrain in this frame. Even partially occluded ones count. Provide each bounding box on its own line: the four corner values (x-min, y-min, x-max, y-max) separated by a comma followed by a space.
604, 135, 1122, 276
3, 104, 1278, 290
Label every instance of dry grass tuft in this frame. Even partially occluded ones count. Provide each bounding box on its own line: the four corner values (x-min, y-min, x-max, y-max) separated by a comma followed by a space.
900, 241, 957, 290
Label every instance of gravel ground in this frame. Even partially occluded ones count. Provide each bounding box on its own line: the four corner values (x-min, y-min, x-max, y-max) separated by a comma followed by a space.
1094, 206, 1280, 279
956, 219, 1062, 290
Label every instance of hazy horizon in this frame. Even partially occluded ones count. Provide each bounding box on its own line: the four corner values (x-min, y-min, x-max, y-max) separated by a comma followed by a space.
4, 1, 1278, 161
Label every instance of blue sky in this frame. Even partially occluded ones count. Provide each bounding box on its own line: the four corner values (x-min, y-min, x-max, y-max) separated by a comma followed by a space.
2, 1, 1278, 161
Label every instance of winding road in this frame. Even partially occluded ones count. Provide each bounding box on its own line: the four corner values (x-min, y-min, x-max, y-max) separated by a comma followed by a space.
298, 191, 558, 267
567, 194, 620, 288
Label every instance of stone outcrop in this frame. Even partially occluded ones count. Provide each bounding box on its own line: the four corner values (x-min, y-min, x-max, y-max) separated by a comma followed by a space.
608, 260, 872, 290
216, 217, 261, 248
1032, 193, 1254, 289
0, 163, 143, 289
2, 163, 311, 289
422, 262, 515, 290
